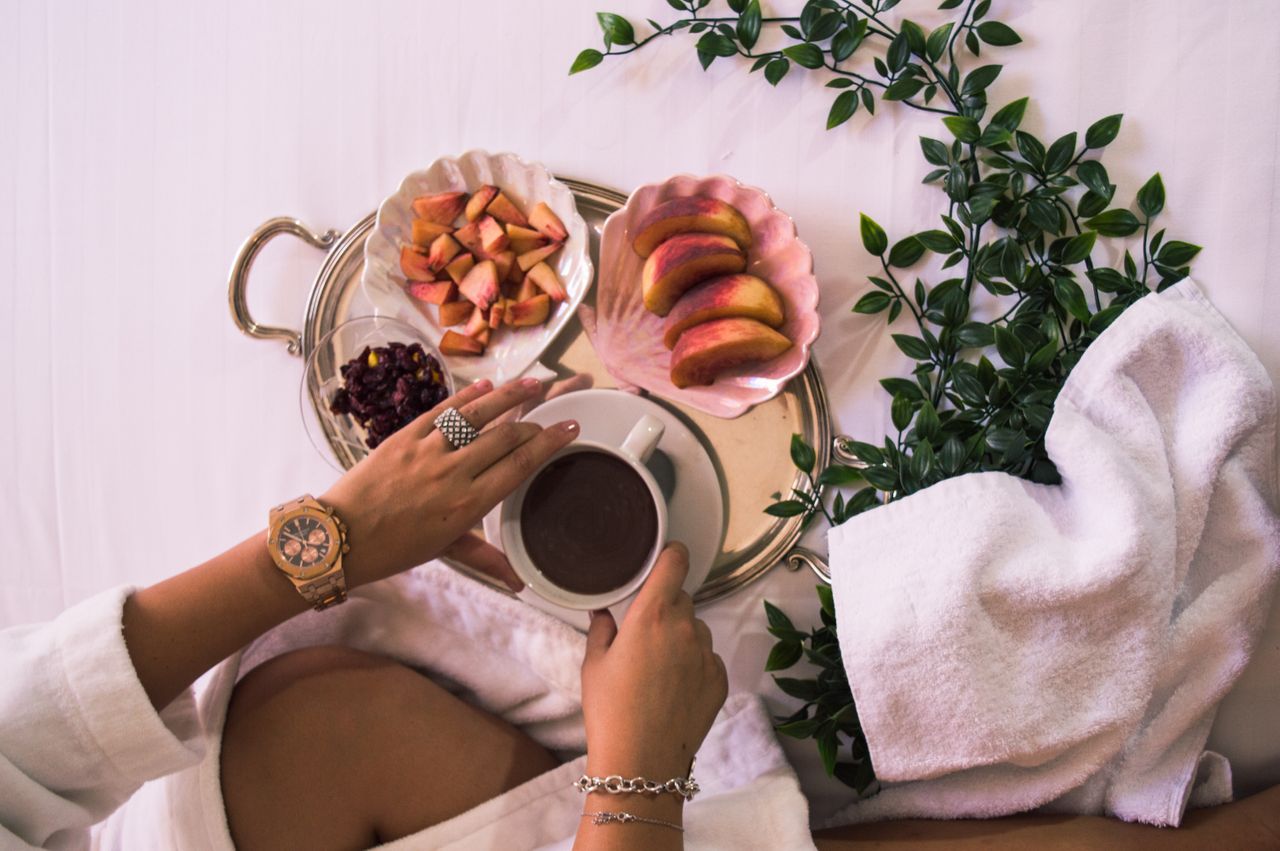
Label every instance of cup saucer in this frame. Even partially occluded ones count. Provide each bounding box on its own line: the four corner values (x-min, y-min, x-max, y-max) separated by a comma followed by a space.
482, 388, 725, 631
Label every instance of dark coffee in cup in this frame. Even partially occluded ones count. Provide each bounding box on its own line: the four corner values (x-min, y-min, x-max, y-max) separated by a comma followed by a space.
520, 450, 659, 595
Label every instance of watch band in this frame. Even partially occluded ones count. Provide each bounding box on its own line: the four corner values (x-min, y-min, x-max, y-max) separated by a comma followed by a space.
294, 570, 348, 611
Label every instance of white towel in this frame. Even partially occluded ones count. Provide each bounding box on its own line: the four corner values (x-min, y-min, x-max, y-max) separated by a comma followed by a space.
96, 565, 816, 850
823, 280, 1280, 828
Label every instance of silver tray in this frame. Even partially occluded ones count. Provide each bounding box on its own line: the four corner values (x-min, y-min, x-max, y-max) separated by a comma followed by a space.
228, 177, 840, 601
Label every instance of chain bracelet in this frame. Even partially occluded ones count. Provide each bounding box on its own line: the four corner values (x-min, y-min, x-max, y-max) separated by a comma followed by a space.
582, 811, 684, 832
573, 771, 699, 801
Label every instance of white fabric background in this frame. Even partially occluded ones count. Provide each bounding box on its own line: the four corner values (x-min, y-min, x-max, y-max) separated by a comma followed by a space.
1, 0, 1276, 823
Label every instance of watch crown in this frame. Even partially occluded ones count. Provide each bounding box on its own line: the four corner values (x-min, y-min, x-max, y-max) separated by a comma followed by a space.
342, 544, 351, 554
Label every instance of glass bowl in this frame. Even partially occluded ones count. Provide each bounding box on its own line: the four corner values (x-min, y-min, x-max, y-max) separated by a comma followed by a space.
301, 315, 454, 471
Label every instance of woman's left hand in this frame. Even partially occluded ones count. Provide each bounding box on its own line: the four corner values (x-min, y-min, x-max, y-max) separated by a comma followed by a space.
320, 376, 580, 592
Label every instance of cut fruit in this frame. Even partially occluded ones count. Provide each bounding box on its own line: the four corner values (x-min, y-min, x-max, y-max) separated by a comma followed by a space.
491, 250, 516, 283
662, 274, 784, 349
426, 233, 463, 271
488, 300, 505, 329
515, 276, 538, 302
411, 219, 453, 247
478, 215, 509, 253
528, 201, 568, 241
473, 327, 492, 347
440, 329, 485, 356
444, 253, 475, 285
400, 245, 435, 281
439, 300, 474, 326
641, 233, 745, 316
517, 242, 562, 272
526, 262, 568, 302
464, 303, 489, 337
412, 192, 468, 225
408, 281, 456, 305
505, 223, 542, 243
454, 220, 485, 254
508, 294, 551, 327
632, 196, 752, 257
669, 317, 792, 388
458, 260, 500, 311
465, 185, 499, 222
486, 191, 530, 227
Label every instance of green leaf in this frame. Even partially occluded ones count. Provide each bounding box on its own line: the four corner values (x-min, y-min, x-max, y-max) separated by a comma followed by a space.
816, 583, 835, 617
1085, 114, 1123, 149
697, 31, 738, 57
989, 97, 1029, 131
1044, 132, 1077, 173
887, 31, 911, 71
916, 400, 940, 439
920, 137, 950, 166
791, 433, 816, 473
1026, 198, 1060, 233
773, 676, 824, 702
961, 64, 1002, 95
986, 426, 1024, 453
976, 20, 1021, 46
1085, 208, 1141, 237
1157, 240, 1201, 266
862, 464, 899, 490
1060, 231, 1097, 265
1077, 190, 1110, 218
596, 12, 635, 46
1076, 160, 1111, 197
883, 78, 925, 101
890, 393, 914, 430
766, 641, 803, 671
818, 465, 863, 486
926, 22, 953, 62
916, 229, 959, 252
826, 78, 854, 88
994, 325, 1025, 366
832, 26, 859, 62
861, 87, 875, 114
892, 334, 932, 360
901, 19, 927, 56
1015, 131, 1045, 170
853, 291, 892, 314
1053, 276, 1091, 322
842, 440, 884, 465
569, 49, 604, 75
1089, 304, 1125, 333
943, 115, 981, 143
818, 731, 838, 776
765, 500, 809, 517
827, 90, 859, 129
737, 0, 762, 49
783, 43, 825, 69
955, 321, 995, 347
809, 11, 842, 42
765, 58, 790, 86
764, 600, 796, 633
888, 236, 925, 267
1087, 267, 1127, 293
859, 213, 888, 256
775, 716, 823, 739
1137, 173, 1165, 218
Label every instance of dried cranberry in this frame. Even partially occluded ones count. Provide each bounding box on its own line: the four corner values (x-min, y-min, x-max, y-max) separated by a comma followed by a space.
328, 341, 449, 450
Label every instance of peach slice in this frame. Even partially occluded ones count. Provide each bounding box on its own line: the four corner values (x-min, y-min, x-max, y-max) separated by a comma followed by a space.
465, 185, 499, 222
669, 317, 792, 388
662, 274, 784, 349
492, 250, 517, 284
453, 220, 484, 255
505, 223, 542, 242
486, 191, 530, 227
459, 260, 500, 311
411, 219, 453, 248
440, 329, 485, 356
488, 300, 505, 329
473, 326, 492, 347
631, 196, 752, 258
526, 262, 568, 303
400, 245, 434, 281
412, 191, 467, 225
515, 276, 538, 303
464, 303, 489, 337
508, 294, 551, 327
439, 299, 473, 327
426, 233, 463, 271
517, 242, 562, 272
408, 281, 457, 305
444, 253, 475, 285
478, 215, 509, 253
528, 201, 568, 241
641, 233, 746, 316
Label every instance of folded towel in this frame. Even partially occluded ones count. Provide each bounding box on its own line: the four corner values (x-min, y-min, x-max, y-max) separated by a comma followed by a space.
823, 280, 1280, 828
98, 564, 816, 849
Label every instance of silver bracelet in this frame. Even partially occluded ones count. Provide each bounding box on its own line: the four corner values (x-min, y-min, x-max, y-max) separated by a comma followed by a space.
582, 811, 684, 832
574, 765, 700, 801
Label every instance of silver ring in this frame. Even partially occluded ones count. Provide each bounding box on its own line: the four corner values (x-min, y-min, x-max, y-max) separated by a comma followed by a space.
434, 407, 479, 450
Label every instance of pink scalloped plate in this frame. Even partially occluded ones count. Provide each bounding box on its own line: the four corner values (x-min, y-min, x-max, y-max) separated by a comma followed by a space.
596, 174, 820, 419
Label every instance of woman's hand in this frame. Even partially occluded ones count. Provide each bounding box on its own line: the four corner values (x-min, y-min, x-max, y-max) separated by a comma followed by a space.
321, 377, 579, 592
580, 543, 728, 780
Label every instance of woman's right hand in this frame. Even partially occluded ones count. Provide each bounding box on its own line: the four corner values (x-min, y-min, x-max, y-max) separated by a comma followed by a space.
580, 543, 728, 780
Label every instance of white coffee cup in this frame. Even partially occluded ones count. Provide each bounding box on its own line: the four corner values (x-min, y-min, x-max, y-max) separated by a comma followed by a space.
500, 415, 667, 609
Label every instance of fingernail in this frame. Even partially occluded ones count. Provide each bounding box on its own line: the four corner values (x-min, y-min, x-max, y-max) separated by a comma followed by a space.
507, 578, 525, 593
558, 420, 580, 435
473, 379, 492, 391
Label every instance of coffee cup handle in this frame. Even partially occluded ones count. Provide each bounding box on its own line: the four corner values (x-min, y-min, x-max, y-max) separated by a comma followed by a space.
619, 414, 665, 465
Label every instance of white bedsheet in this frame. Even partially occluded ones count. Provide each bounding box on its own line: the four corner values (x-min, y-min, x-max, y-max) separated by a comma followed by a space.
1, 0, 1277, 825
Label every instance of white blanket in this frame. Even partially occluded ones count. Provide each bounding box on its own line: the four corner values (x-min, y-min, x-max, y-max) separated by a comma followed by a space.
824, 280, 1280, 828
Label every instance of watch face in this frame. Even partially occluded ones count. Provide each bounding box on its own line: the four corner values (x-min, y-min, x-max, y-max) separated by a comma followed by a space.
276, 514, 334, 577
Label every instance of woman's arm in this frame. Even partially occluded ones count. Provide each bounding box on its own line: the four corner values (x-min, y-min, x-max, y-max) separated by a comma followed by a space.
124, 377, 578, 710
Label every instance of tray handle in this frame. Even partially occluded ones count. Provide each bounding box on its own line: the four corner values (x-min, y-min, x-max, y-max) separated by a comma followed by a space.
228, 217, 340, 356
782, 434, 868, 585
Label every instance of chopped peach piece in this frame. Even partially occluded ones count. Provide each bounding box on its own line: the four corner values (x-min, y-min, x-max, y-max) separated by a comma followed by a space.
486, 191, 530, 227
526, 262, 568, 303
440, 329, 484, 356
528, 202, 567, 241
400, 245, 434, 281
508, 294, 551, 327
517, 242, 562, 272
408, 281, 456, 305
412, 191, 467, 225
439, 300, 474, 326
478, 215, 509, 254
411, 219, 453, 247
515, 276, 538, 303
465, 185, 499, 222
444, 253, 475, 285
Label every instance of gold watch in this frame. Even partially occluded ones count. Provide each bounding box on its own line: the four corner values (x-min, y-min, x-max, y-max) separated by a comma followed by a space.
266, 495, 350, 610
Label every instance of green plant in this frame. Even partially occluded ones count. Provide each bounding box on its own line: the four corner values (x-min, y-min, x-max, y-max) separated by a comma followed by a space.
572, 0, 1200, 793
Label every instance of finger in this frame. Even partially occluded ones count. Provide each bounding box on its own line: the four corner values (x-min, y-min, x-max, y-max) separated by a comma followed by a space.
452, 376, 545, 433
584, 609, 618, 664
634, 542, 691, 609
407, 379, 493, 438
456, 421, 542, 476
473, 419, 579, 500
694, 617, 713, 650
544, 372, 594, 402
443, 532, 523, 593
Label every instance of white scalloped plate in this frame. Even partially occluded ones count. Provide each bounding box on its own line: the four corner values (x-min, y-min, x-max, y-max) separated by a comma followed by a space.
361, 150, 594, 385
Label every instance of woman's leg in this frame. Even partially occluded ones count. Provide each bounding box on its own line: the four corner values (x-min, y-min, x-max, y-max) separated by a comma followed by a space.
221, 645, 561, 850
812, 784, 1280, 850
